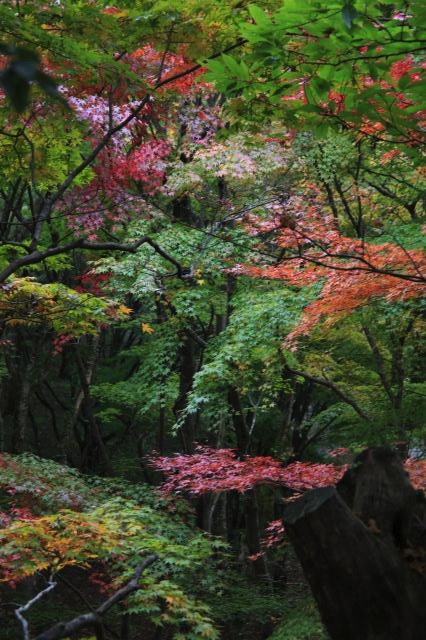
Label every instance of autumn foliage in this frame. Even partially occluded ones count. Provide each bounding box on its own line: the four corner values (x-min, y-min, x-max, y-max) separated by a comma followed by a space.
235, 194, 425, 345
0, 2, 425, 637
150, 446, 426, 495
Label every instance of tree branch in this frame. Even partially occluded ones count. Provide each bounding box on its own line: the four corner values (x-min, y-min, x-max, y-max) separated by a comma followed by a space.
15, 574, 57, 640
34, 554, 157, 640
286, 367, 371, 422
0, 236, 184, 282
291, 236, 426, 283
361, 326, 394, 404
47, 38, 246, 210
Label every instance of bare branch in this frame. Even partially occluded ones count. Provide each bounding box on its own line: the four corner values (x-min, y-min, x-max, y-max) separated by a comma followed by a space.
34, 554, 157, 640
15, 573, 57, 640
286, 366, 371, 422
0, 236, 184, 282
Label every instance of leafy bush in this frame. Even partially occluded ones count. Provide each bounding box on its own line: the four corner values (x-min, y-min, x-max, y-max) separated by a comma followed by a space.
0, 453, 224, 639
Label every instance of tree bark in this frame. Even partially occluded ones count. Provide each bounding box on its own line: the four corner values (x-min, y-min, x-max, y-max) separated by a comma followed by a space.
13, 351, 37, 452
243, 489, 273, 585
282, 447, 426, 640
227, 387, 251, 453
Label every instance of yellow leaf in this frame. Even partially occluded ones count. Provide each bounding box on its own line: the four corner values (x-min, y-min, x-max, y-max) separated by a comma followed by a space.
118, 305, 133, 315
164, 594, 186, 608
141, 322, 155, 334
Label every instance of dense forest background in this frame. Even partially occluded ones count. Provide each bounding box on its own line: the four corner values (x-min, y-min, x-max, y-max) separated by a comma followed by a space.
0, 1, 424, 639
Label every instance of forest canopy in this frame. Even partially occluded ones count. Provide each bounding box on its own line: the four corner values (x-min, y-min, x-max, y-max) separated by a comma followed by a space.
0, 1, 424, 639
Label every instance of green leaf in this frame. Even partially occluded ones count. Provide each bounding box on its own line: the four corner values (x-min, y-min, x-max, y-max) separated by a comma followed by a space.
221, 54, 246, 80
248, 5, 271, 27
310, 77, 331, 100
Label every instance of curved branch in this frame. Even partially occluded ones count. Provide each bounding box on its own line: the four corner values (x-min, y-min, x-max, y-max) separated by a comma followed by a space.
291, 234, 426, 283
48, 38, 246, 209
0, 236, 184, 282
286, 366, 371, 422
34, 554, 157, 640
15, 574, 57, 640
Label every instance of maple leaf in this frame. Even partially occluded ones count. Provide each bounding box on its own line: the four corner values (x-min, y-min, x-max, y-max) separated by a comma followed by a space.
232, 199, 425, 346
150, 448, 426, 499
141, 322, 155, 334
118, 304, 133, 315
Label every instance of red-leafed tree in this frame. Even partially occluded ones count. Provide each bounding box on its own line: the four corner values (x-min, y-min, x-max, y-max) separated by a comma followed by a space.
151, 446, 426, 639
151, 445, 426, 499
234, 195, 425, 347
151, 445, 347, 494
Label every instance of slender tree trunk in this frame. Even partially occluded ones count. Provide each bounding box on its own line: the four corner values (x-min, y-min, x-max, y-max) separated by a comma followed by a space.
60, 336, 99, 464
13, 351, 37, 452
174, 335, 197, 453
0, 409, 4, 451
244, 489, 273, 586
74, 346, 113, 476
227, 387, 251, 453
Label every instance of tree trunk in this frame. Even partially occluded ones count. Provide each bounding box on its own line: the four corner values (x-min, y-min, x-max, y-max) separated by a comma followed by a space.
227, 387, 251, 453
75, 346, 113, 476
282, 447, 426, 640
174, 335, 197, 453
244, 489, 272, 585
13, 351, 37, 452
60, 336, 99, 465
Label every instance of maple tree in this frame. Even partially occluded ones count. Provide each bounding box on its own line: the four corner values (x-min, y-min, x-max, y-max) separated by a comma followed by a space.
207, 1, 426, 152
151, 445, 426, 496
235, 190, 425, 346
0, 453, 223, 639
0, 1, 424, 639
206, 0, 425, 345
151, 446, 347, 495
150, 446, 426, 560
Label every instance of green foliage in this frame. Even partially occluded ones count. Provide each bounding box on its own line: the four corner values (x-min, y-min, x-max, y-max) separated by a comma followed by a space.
165, 132, 292, 198
0, 104, 93, 189
205, 1, 426, 156
268, 597, 328, 640
0, 278, 129, 336
178, 282, 311, 428
0, 454, 224, 638
296, 301, 426, 450
0, 44, 65, 112
92, 321, 180, 418
209, 571, 284, 623
292, 133, 355, 187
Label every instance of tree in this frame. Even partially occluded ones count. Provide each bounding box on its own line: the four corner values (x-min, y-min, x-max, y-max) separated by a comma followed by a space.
0, 2, 425, 638
151, 447, 426, 638
206, 1, 426, 154
206, 1, 425, 348
0, 453, 222, 639
283, 448, 426, 640
0, 0, 250, 464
